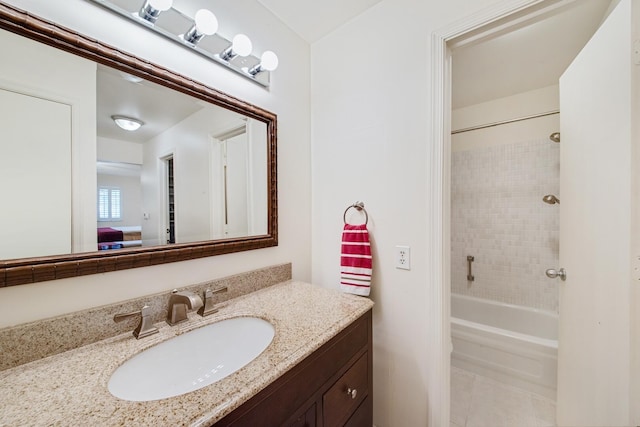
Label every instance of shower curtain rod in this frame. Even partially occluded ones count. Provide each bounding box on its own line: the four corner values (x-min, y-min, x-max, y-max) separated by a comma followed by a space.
451, 110, 559, 135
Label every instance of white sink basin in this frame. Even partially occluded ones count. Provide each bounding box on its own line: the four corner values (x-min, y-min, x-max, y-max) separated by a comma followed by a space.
108, 317, 274, 401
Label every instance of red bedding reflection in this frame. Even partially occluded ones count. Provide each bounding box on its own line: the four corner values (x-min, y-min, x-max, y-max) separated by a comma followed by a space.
97, 227, 124, 243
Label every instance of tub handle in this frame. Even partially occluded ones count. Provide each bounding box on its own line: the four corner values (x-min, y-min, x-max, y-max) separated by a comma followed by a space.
467, 255, 474, 282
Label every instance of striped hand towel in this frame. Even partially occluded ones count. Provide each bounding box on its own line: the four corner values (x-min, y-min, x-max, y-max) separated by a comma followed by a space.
340, 224, 372, 296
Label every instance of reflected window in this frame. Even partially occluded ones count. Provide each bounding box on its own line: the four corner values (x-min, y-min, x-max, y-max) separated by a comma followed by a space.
98, 187, 122, 221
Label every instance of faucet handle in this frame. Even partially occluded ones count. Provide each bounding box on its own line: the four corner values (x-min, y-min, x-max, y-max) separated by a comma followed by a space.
114, 305, 159, 339
198, 287, 228, 317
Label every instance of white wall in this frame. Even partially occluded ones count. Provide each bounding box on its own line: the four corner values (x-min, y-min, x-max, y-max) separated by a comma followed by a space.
310, 1, 502, 425
96, 173, 142, 228
141, 107, 214, 245
97, 137, 143, 230
0, 0, 310, 327
97, 137, 143, 165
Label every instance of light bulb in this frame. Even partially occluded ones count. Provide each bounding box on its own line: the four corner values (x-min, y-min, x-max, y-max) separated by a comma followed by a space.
232, 34, 252, 57
260, 51, 279, 71
194, 9, 218, 35
149, 0, 172, 11
139, 0, 173, 23
248, 50, 279, 75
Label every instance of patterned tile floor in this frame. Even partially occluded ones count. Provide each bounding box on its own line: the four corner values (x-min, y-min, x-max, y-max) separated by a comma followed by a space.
451, 366, 556, 427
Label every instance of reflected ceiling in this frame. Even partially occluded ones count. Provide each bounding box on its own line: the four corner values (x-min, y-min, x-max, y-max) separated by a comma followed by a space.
97, 65, 203, 143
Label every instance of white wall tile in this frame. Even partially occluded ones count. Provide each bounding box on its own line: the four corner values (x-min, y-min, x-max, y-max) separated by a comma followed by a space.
451, 138, 559, 312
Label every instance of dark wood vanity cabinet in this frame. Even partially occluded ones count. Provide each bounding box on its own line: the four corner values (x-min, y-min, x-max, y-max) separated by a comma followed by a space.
215, 309, 373, 427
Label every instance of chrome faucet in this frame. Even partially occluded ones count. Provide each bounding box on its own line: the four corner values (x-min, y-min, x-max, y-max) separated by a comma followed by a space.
167, 289, 203, 325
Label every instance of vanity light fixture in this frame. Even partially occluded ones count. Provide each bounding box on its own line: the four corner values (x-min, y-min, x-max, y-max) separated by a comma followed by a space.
88, 0, 278, 87
138, 0, 173, 23
248, 51, 279, 75
182, 9, 218, 45
112, 115, 144, 131
220, 34, 253, 61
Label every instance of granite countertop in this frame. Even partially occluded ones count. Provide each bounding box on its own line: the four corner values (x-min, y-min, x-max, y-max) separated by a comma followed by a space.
0, 281, 373, 426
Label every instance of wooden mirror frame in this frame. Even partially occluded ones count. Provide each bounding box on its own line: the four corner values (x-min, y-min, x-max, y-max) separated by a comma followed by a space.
0, 3, 278, 287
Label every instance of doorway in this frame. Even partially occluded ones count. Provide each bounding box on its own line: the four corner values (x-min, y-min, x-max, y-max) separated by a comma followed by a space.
162, 154, 175, 244
429, 1, 633, 426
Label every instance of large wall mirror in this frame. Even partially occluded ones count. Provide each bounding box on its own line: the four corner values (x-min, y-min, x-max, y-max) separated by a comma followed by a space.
0, 3, 277, 287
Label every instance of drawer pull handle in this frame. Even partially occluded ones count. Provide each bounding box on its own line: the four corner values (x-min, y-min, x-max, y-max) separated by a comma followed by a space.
346, 387, 357, 399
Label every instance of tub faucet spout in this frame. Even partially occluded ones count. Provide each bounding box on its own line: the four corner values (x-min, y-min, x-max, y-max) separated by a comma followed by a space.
167, 289, 203, 325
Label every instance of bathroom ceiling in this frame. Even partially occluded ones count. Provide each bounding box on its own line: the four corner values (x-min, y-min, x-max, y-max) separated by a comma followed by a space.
253, 0, 612, 108
255, 0, 384, 43
451, 0, 613, 108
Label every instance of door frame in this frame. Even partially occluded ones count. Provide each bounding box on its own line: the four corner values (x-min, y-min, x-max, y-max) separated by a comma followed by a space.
159, 151, 175, 245
429, 0, 575, 425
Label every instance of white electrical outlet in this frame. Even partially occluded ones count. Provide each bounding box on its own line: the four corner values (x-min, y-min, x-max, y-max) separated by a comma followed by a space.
395, 245, 411, 270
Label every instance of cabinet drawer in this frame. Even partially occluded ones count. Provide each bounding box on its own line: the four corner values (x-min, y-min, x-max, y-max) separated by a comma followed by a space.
322, 352, 368, 427
344, 396, 372, 427
289, 403, 316, 427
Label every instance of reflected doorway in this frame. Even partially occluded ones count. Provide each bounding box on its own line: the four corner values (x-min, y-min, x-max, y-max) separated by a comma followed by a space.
163, 155, 175, 244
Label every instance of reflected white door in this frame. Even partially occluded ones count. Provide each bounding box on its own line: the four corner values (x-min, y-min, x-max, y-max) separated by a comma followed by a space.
0, 89, 72, 258
224, 133, 249, 238
557, 1, 636, 424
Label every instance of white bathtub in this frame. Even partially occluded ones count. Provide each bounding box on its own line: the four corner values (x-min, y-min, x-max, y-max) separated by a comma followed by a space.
451, 293, 558, 399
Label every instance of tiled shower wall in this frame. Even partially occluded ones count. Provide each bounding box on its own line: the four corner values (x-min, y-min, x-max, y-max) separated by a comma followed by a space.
451, 138, 560, 312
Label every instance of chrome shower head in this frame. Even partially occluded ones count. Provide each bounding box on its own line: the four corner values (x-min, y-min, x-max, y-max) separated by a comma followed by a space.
542, 194, 560, 205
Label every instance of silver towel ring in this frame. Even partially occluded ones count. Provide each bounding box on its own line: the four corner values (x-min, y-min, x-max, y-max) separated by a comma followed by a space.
343, 201, 368, 225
